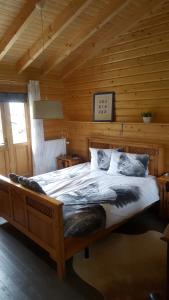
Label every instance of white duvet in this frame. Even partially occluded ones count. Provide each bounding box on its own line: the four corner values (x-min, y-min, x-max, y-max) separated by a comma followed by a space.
34, 162, 159, 229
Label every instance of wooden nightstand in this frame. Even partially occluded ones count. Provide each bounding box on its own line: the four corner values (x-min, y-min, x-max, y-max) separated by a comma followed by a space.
157, 175, 169, 218
57, 155, 82, 169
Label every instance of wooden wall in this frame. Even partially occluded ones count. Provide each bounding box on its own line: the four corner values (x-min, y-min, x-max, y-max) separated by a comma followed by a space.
0, 66, 65, 114
40, 77, 65, 106
1, 2, 169, 171
44, 3, 169, 171
0, 65, 27, 92
62, 2, 169, 123
44, 120, 169, 172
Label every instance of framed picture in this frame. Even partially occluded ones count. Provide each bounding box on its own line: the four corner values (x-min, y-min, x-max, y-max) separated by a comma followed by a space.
93, 92, 115, 122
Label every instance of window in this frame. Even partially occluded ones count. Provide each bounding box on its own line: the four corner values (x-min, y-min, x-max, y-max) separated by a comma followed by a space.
9, 102, 27, 144
0, 107, 4, 145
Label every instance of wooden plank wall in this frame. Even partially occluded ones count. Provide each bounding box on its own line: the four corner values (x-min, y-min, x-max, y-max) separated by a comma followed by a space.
43, 2, 169, 171
0, 66, 64, 101
40, 77, 65, 106
44, 120, 169, 171
1, 2, 169, 171
63, 2, 169, 123
0, 65, 27, 92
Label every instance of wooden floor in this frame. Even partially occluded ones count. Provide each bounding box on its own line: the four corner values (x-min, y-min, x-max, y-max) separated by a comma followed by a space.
0, 205, 167, 300
0, 218, 102, 300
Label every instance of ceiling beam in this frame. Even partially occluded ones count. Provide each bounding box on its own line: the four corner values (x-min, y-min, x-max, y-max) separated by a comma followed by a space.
61, 0, 164, 79
41, 0, 128, 75
16, 0, 92, 74
0, 0, 37, 61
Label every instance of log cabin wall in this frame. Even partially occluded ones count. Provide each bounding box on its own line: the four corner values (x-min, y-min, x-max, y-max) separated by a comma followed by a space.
0, 66, 65, 107
44, 2, 169, 171
41, 77, 66, 139
0, 65, 27, 93
0, 64, 65, 141
1, 1, 169, 171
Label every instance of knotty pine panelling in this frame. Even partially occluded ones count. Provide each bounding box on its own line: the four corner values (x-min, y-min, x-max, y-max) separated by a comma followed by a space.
43, 120, 169, 172
0, 65, 27, 92
0, 65, 65, 102
44, 5, 169, 170
62, 4, 169, 123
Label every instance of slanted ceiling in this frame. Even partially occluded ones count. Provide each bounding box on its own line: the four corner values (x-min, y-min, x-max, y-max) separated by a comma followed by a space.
0, 0, 166, 79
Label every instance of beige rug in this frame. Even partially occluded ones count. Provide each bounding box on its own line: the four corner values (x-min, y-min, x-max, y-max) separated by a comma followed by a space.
73, 231, 166, 300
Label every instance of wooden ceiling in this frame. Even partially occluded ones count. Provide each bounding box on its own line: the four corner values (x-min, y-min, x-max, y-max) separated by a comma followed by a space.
0, 0, 166, 79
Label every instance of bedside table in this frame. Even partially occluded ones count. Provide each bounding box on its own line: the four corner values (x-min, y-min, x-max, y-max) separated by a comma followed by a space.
57, 155, 82, 169
157, 176, 169, 218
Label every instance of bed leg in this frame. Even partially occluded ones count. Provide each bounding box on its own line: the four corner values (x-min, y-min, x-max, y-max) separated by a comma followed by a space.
84, 247, 90, 259
57, 261, 65, 279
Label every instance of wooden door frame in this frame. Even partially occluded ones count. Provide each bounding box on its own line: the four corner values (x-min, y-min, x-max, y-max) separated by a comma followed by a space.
0, 101, 32, 176
0, 103, 10, 175
23, 101, 33, 176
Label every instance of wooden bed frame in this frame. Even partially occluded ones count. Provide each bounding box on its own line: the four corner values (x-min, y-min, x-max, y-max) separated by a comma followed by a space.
0, 137, 165, 278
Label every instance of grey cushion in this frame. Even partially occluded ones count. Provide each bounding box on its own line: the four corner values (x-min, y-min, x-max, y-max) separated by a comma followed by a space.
18, 176, 46, 194
9, 173, 19, 183
9, 173, 46, 194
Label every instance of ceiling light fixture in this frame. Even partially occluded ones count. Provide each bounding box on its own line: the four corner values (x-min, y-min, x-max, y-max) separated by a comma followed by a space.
33, 0, 63, 119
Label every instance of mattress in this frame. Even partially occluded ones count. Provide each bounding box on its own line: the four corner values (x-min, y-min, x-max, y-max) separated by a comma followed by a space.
33, 163, 159, 237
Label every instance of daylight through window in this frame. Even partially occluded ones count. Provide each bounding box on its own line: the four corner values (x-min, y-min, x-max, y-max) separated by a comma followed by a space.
0, 108, 4, 145
9, 102, 27, 144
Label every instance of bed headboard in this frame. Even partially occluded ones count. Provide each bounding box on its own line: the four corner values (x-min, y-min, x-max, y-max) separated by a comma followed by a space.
88, 137, 164, 176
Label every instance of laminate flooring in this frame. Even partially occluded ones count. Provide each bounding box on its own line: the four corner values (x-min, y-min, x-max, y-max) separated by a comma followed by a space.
0, 205, 167, 300
0, 218, 102, 300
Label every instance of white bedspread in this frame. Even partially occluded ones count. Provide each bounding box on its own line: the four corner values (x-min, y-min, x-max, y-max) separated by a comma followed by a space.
34, 162, 159, 229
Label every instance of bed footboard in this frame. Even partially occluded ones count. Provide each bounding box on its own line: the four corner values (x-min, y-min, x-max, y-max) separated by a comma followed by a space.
0, 175, 65, 278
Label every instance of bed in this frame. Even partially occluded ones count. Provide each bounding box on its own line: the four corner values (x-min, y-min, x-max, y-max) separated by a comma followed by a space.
0, 137, 164, 278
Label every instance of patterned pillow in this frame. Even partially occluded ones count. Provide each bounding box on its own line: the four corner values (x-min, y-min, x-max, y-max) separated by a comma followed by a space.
9, 173, 20, 183
107, 151, 149, 177
9, 173, 46, 194
18, 176, 46, 194
90, 148, 118, 171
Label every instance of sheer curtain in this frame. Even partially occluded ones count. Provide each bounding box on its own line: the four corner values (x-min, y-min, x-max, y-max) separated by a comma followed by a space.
28, 80, 66, 175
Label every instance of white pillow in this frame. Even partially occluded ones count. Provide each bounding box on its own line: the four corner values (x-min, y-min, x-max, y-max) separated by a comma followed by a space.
90, 148, 113, 171
107, 151, 149, 177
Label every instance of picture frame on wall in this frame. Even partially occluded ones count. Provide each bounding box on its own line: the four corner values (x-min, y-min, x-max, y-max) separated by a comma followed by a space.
93, 92, 115, 122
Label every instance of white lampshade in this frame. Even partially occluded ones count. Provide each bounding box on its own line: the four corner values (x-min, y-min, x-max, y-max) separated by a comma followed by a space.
33, 100, 63, 119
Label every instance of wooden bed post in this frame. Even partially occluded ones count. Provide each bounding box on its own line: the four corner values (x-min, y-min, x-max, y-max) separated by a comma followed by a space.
52, 202, 66, 279
57, 260, 65, 279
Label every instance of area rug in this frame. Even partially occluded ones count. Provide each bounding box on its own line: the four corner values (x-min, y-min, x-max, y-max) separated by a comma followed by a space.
73, 231, 166, 300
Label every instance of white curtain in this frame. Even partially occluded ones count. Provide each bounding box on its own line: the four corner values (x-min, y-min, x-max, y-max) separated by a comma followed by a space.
28, 80, 66, 175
